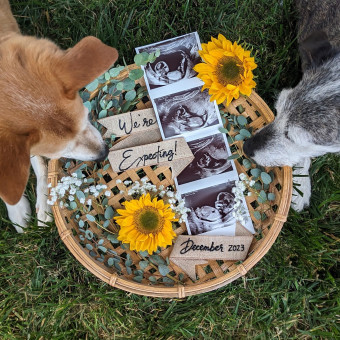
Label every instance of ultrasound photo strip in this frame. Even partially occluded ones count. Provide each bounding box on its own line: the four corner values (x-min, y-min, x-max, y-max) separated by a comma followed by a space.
152, 86, 222, 140
135, 32, 202, 93
175, 133, 238, 192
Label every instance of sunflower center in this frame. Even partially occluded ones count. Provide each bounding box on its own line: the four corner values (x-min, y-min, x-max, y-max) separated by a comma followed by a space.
216, 56, 244, 86
134, 207, 164, 234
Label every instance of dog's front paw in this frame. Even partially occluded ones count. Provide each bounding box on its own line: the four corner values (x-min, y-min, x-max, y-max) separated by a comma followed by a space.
6, 196, 32, 233
291, 176, 311, 212
36, 198, 53, 227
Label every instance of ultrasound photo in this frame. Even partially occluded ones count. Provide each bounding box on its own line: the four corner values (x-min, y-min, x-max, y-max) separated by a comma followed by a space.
136, 32, 201, 89
153, 87, 220, 138
182, 182, 236, 235
177, 134, 233, 185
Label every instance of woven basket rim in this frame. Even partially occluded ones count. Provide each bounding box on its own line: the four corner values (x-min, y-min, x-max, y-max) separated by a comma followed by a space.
48, 65, 293, 298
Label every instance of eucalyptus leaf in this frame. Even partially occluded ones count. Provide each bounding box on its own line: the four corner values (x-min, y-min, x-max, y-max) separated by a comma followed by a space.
86, 243, 93, 250
85, 230, 93, 240
258, 190, 267, 203
86, 214, 96, 222
253, 211, 261, 220
69, 201, 77, 210
133, 276, 143, 283
139, 250, 149, 257
251, 168, 261, 178
219, 127, 229, 134
98, 246, 107, 253
78, 220, 85, 228
134, 52, 149, 66
109, 66, 124, 78
129, 68, 144, 80
116, 82, 124, 91
122, 78, 135, 91
103, 164, 110, 171
239, 129, 252, 138
268, 193, 276, 201
98, 239, 104, 245
148, 276, 157, 284
125, 89, 136, 101
83, 101, 92, 112
237, 115, 248, 126
85, 79, 98, 92
154, 49, 161, 58
227, 154, 239, 160
104, 206, 114, 220
150, 254, 166, 266
242, 159, 252, 169
261, 172, 272, 184
158, 264, 170, 276
235, 134, 245, 141
139, 261, 149, 270
76, 191, 85, 201
103, 220, 110, 228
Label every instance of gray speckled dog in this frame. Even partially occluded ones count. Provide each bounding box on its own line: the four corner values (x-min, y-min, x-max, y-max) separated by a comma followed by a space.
243, 0, 340, 211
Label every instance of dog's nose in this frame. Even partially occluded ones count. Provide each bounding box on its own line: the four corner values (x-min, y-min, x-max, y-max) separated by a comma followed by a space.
243, 139, 254, 158
94, 144, 109, 163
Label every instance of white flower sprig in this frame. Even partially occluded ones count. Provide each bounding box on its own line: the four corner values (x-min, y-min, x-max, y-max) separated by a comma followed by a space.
231, 173, 256, 224
47, 173, 110, 209
117, 178, 190, 223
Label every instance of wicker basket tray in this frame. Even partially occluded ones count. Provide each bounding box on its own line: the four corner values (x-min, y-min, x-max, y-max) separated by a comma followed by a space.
48, 65, 292, 298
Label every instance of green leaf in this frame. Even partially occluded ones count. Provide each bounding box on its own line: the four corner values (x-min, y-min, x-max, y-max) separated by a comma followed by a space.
85, 230, 93, 240
268, 193, 276, 201
227, 154, 239, 160
86, 214, 96, 222
83, 101, 92, 112
242, 159, 252, 169
134, 52, 149, 66
86, 243, 93, 250
103, 220, 110, 228
237, 115, 248, 126
235, 134, 245, 141
85, 79, 98, 92
98, 246, 107, 253
251, 168, 261, 178
78, 220, 85, 228
261, 172, 272, 184
104, 206, 114, 220
155, 49, 161, 58
133, 276, 143, 283
109, 66, 124, 78
125, 89, 136, 101
107, 234, 120, 244
69, 201, 77, 210
98, 110, 107, 119
219, 127, 229, 134
139, 250, 149, 257
129, 68, 144, 80
150, 255, 166, 266
106, 101, 113, 110
103, 164, 110, 171
158, 264, 170, 276
254, 182, 262, 190
122, 78, 135, 91
239, 129, 252, 138
76, 191, 85, 201
104, 72, 110, 81
253, 211, 261, 220
148, 276, 157, 284
116, 82, 124, 91
258, 190, 267, 203
139, 261, 149, 270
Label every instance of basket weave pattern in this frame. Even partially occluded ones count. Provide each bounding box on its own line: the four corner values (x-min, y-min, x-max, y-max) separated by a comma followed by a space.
48, 65, 292, 298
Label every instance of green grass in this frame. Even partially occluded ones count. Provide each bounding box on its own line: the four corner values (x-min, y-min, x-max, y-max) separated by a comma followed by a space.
1, 0, 339, 339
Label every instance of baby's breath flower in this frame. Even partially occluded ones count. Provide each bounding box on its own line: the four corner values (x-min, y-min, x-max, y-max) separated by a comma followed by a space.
104, 190, 111, 197
116, 179, 122, 184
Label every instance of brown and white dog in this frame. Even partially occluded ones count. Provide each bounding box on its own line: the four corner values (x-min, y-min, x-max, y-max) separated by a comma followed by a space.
0, 0, 118, 232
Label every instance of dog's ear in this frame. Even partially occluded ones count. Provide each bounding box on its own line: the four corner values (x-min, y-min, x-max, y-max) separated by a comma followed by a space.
299, 31, 338, 70
57, 36, 118, 99
0, 131, 38, 205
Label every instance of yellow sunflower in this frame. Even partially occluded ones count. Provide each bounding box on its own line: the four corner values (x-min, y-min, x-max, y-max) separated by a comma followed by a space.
194, 34, 257, 106
114, 193, 177, 254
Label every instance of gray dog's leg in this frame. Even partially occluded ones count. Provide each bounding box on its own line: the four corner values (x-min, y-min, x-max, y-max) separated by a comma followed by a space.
291, 158, 311, 212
